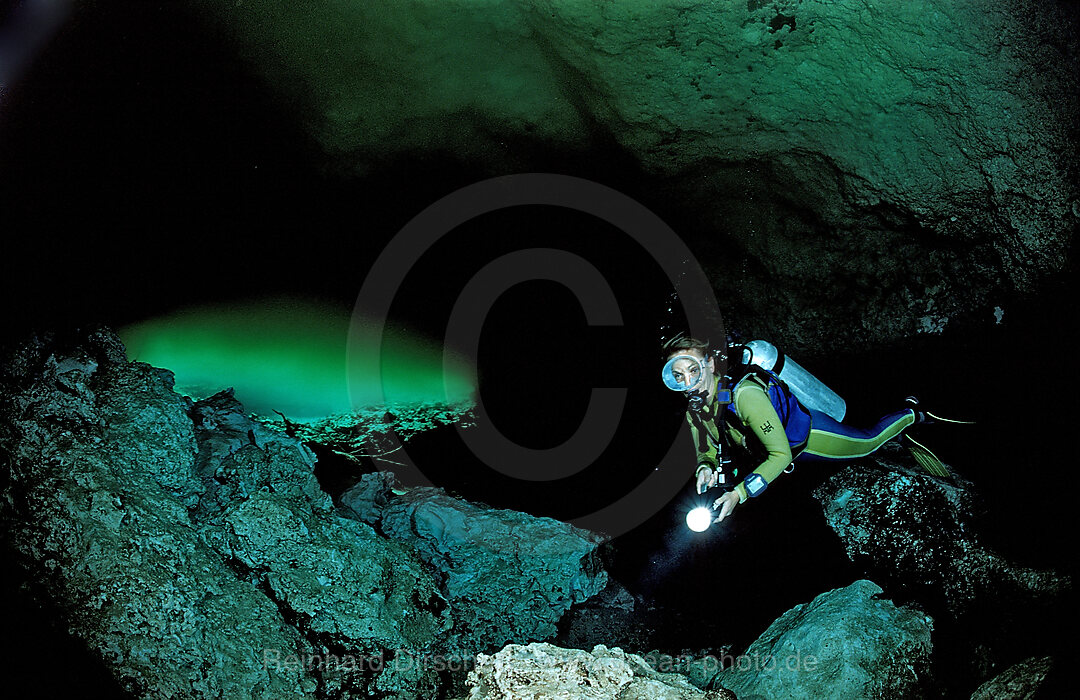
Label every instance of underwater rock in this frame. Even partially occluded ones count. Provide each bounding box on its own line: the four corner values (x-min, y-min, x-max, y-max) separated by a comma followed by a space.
714, 579, 933, 700
189, 388, 329, 520
463, 642, 723, 700
0, 328, 464, 699
968, 655, 1054, 700
291, 401, 476, 448
641, 651, 734, 696
93, 328, 203, 508
555, 578, 652, 653
184, 362, 454, 697
186, 0, 1079, 350
340, 471, 608, 654
0, 329, 317, 698
206, 492, 449, 699
812, 451, 1070, 680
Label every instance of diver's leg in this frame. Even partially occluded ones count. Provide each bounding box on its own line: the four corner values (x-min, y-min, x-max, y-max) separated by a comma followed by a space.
797, 408, 916, 463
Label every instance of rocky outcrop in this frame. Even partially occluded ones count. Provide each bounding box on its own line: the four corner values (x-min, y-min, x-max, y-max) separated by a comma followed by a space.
813, 451, 1071, 691
0, 328, 605, 699
814, 452, 1069, 637
189, 388, 329, 520
969, 655, 1054, 700
814, 454, 1066, 616
463, 642, 728, 700
186, 0, 1080, 350
189, 389, 451, 699
712, 579, 934, 700
340, 471, 608, 655
0, 329, 317, 698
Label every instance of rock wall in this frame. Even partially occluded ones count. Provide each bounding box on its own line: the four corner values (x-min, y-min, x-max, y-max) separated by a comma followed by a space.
187, 0, 1080, 350
0, 328, 608, 699
0, 330, 319, 698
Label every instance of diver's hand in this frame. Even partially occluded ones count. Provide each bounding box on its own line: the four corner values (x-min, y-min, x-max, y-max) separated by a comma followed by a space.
712, 491, 740, 523
696, 467, 717, 494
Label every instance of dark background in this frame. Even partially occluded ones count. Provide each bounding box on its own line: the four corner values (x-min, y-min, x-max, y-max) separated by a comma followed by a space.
2, 1, 1078, 697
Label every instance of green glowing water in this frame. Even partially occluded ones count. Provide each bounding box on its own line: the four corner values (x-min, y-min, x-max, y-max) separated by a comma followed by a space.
119, 297, 474, 419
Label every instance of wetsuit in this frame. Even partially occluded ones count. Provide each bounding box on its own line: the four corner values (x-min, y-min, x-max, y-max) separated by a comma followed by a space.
687, 373, 915, 502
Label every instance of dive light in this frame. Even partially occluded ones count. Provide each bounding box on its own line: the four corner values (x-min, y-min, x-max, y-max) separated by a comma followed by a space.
686, 506, 713, 533
686, 473, 734, 533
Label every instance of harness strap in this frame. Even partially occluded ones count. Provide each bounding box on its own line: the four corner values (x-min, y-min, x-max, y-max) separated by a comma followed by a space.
689, 409, 712, 454
688, 377, 739, 474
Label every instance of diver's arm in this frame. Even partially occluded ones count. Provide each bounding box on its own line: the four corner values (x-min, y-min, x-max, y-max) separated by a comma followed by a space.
731, 385, 793, 503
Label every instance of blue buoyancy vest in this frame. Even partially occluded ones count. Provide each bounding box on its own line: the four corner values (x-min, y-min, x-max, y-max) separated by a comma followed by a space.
724, 367, 813, 452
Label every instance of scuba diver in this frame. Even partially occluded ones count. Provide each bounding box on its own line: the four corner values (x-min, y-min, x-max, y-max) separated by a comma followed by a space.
661, 333, 959, 525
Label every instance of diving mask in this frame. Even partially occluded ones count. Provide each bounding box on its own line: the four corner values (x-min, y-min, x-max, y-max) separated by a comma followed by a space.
661, 354, 708, 393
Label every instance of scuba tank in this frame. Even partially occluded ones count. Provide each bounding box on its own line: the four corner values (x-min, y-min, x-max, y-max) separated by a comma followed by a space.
740, 339, 847, 422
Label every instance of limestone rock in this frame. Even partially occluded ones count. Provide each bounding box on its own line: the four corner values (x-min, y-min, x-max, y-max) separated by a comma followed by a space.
969, 655, 1054, 700
465, 642, 721, 700
189, 388, 329, 521
209, 493, 449, 699
813, 455, 1069, 618
715, 579, 933, 700
0, 328, 457, 699
0, 329, 316, 698
291, 401, 476, 448
812, 453, 1071, 691
186, 0, 1079, 350
340, 471, 608, 654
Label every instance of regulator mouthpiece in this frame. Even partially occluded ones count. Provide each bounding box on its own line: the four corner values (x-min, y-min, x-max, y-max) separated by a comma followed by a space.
686, 506, 713, 532
662, 355, 706, 392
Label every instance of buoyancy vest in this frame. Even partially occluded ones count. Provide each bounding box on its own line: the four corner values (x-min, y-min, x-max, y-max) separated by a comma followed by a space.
724, 367, 813, 454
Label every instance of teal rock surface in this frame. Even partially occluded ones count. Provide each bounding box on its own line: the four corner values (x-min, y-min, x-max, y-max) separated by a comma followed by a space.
714, 579, 934, 700
209, 493, 448, 699
189, 388, 330, 520
2, 328, 596, 699
340, 471, 609, 655
0, 329, 317, 698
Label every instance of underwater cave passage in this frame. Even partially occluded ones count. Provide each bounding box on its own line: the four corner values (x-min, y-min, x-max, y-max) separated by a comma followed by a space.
118, 295, 475, 420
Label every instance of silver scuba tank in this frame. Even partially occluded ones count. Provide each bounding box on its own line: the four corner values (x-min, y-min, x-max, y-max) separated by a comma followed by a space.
742, 339, 847, 421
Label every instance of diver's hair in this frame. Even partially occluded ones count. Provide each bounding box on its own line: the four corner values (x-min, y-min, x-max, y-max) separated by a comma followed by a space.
661, 333, 709, 358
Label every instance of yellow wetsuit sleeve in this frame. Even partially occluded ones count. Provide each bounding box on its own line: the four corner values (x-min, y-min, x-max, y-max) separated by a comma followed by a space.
732, 384, 793, 502
685, 412, 718, 475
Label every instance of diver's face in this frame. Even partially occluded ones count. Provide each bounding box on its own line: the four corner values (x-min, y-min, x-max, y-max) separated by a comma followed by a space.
666, 352, 714, 393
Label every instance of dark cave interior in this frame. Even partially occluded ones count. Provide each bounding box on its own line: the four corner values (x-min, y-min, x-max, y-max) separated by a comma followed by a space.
2, 1, 1078, 698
